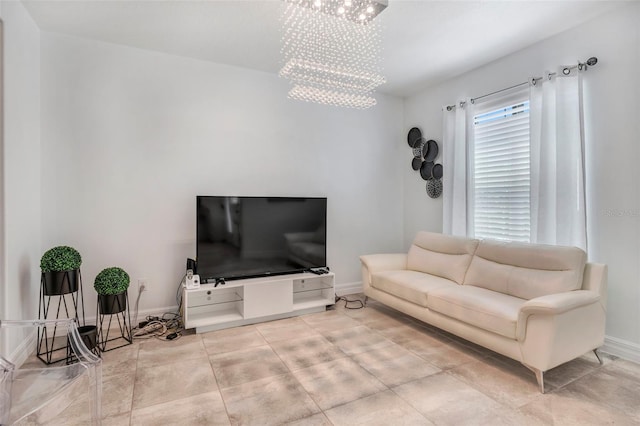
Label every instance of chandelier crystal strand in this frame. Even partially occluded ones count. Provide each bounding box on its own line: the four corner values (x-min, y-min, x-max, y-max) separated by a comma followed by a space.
280, 0, 387, 109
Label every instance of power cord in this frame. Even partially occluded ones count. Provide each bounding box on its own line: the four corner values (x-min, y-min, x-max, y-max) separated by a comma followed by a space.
131, 274, 186, 342
132, 285, 143, 331
132, 319, 167, 339
132, 313, 183, 341
335, 295, 365, 309
176, 273, 185, 314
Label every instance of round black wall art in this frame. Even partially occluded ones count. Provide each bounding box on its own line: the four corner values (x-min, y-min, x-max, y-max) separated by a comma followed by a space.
407, 127, 422, 147
427, 179, 443, 198
406, 127, 444, 199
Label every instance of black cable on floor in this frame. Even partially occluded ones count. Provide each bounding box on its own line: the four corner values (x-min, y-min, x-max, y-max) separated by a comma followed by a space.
335, 295, 365, 309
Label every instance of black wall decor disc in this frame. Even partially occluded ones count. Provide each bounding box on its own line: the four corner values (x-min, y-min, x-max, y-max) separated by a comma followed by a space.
432, 163, 443, 179
407, 127, 422, 147
427, 179, 443, 198
420, 161, 434, 180
412, 157, 422, 170
412, 138, 426, 158
424, 140, 439, 162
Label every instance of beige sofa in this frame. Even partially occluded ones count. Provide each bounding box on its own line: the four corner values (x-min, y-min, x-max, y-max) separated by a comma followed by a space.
360, 231, 607, 393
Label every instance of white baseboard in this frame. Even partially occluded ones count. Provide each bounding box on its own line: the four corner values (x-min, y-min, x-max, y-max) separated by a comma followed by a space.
335, 281, 363, 296
601, 335, 640, 363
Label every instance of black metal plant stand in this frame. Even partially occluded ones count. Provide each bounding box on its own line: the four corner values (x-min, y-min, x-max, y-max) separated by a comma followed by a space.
96, 291, 132, 352
67, 325, 101, 363
37, 270, 86, 365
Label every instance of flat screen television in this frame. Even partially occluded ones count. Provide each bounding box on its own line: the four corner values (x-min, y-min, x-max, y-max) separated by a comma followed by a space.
196, 196, 327, 283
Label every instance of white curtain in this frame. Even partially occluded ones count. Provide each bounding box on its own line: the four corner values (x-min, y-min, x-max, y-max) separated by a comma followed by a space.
530, 68, 588, 251
442, 102, 469, 236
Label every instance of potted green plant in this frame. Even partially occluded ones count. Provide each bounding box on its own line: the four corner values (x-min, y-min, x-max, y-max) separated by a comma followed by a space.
94, 267, 130, 314
40, 246, 82, 295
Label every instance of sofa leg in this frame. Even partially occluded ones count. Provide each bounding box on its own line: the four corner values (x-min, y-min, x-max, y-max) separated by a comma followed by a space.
363, 296, 369, 307
524, 365, 546, 394
534, 369, 545, 394
593, 348, 603, 365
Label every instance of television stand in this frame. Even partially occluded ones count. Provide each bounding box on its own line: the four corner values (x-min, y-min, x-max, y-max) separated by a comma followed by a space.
182, 272, 335, 333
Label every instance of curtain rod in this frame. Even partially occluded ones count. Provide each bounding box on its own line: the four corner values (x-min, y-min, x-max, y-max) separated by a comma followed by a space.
445, 57, 598, 111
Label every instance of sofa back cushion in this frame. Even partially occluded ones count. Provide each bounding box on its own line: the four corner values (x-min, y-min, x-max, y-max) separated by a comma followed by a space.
407, 232, 479, 284
464, 239, 587, 300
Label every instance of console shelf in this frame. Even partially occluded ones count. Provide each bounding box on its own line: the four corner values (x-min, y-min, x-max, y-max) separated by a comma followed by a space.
186, 309, 243, 328
183, 272, 335, 333
292, 275, 334, 310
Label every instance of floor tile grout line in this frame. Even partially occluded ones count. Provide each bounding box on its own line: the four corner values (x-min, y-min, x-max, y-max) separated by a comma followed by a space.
386, 375, 446, 425
358, 303, 584, 398
129, 342, 142, 425
129, 336, 219, 418
208, 319, 332, 423
269, 331, 347, 373
265, 309, 397, 423
358, 316, 461, 376
203, 336, 235, 426
352, 304, 544, 411
545, 354, 612, 392
556, 358, 640, 419
441, 363, 543, 410
125, 343, 142, 419
267, 342, 328, 424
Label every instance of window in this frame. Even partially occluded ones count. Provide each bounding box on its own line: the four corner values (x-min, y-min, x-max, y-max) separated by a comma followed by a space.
471, 97, 531, 242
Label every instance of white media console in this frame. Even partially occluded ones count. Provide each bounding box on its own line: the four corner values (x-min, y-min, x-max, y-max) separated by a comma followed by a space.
183, 272, 335, 333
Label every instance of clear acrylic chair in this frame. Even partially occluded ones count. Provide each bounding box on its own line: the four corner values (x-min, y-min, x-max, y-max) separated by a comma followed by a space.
0, 319, 102, 425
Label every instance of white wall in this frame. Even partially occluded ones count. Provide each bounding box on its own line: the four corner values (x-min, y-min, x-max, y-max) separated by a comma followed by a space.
403, 4, 640, 355
40, 33, 405, 317
0, 1, 41, 323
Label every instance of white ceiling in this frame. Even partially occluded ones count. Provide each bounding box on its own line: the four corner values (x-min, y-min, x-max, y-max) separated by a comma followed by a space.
22, 0, 625, 97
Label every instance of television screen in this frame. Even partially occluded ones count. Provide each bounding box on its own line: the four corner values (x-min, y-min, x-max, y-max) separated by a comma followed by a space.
196, 196, 327, 282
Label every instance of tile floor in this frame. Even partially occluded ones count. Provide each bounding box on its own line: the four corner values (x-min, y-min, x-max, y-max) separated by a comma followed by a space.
26, 296, 640, 425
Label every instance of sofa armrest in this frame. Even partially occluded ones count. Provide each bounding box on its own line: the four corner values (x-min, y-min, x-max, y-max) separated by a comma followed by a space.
517, 291, 601, 340
360, 254, 407, 291
582, 263, 607, 311
360, 254, 407, 273
520, 290, 600, 317
517, 290, 606, 371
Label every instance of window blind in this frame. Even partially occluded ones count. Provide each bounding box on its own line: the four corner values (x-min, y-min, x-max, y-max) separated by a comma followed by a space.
472, 100, 531, 242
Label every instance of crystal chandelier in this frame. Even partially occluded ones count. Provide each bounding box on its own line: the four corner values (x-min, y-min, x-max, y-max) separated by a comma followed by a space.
280, 0, 387, 109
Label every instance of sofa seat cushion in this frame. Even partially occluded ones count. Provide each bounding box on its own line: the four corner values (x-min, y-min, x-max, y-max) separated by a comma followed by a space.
371, 270, 458, 308
427, 285, 526, 339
